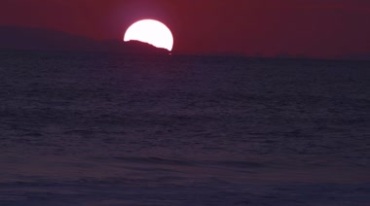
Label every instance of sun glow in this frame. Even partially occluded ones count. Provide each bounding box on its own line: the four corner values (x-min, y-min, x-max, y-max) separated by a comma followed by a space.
123, 19, 174, 51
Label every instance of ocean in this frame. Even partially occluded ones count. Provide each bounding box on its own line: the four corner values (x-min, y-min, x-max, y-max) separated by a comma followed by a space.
0, 51, 369, 205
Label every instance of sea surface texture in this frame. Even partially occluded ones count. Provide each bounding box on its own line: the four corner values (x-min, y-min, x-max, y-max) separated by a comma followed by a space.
0, 51, 369, 205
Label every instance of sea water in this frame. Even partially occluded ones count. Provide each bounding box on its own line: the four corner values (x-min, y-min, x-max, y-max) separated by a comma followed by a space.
0, 51, 369, 205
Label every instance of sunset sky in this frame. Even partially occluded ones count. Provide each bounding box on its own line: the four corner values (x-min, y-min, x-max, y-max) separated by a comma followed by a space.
1, 0, 369, 59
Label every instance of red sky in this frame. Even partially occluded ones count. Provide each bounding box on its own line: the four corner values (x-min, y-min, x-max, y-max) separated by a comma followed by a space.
1, 0, 370, 59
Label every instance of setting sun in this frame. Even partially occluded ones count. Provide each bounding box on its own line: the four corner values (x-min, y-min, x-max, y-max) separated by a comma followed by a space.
123, 19, 174, 51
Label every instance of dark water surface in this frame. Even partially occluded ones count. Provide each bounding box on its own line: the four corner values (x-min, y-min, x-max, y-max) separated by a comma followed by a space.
0, 51, 370, 205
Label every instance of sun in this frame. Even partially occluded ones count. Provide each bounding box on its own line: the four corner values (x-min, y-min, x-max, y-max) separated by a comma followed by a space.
123, 19, 174, 51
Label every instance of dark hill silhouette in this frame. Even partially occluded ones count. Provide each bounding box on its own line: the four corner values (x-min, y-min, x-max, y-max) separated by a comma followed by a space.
120, 40, 170, 55
0, 26, 169, 55
0, 26, 97, 51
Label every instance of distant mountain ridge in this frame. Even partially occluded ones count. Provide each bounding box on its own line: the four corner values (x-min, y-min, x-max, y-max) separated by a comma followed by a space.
0, 26, 169, 55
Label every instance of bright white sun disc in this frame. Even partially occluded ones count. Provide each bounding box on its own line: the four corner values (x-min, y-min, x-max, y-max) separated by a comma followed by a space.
123, 19, 174, 51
